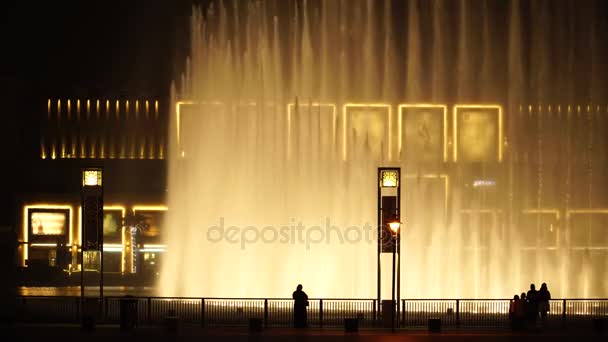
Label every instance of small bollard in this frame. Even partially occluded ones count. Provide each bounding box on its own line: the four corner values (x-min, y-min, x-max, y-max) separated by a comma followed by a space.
428, 318, 441, 333
344, 318, 359, 332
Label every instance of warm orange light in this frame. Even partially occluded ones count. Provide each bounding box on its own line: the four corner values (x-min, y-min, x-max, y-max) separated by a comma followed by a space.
387, 218, 401, 235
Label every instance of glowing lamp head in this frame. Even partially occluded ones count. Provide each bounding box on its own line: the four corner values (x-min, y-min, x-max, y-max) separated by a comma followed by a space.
387, 217, 401, 235
381, 170, 398, 187
82, 169, 102, 187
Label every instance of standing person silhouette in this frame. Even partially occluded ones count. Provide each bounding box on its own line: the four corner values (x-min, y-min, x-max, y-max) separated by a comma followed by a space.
538, 283, 551, 325
526, 284, 539, 328
292, 284, 309, 328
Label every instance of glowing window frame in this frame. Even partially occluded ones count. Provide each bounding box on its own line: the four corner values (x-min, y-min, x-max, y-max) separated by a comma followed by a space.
453, 104, 503, 162
343, 103, 392, 161
78, 205, 126, 273
287, 102, 337, 160
131, 206, 168, 273
521, 209, 561, 248
22, 204, 74, 265
398, 104, 448, 162
566, 209, 608, 249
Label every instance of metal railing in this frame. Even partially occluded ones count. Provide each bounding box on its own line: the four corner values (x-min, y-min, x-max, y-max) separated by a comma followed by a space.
14, 296, 608, 328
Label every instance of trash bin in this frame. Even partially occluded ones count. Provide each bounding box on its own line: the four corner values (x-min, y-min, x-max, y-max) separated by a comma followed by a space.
381, 300, 394, 328
120, 297, 138, 330
344, 318, 359, 332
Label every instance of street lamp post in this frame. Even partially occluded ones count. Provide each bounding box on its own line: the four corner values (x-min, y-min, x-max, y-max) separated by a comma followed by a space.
387, 217, 401, 333
81, 168, 104, 302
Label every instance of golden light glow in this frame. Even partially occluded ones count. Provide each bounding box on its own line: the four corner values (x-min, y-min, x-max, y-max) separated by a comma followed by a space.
566, 209, 608, 218
155, 100, 159, 119
522, 209, 560, 221
77, 99, 81, 119
41, 139, 46, 159
145, 100, 150, 116
286, 102, 337, 160
116, 100, 120, 119
380, 170, 399, 187
22, 204, 74, 265
67, 99, 71, 120
453, 104, 503, 162
57, 99, 61, 120
86, 99, 91, 118
96, 99, 100, 117
175, 100, 197, 151
398, 104, 448, 161
51, 144, 56, 160
343, 103, 392, 161
30, 243, 58, 247
82, 169, 102, 186
135, 100, 139, 117
403, 174, 449, 217
388, 220, 401, 234
47, 99, 51, 119
133, 205, 169, 212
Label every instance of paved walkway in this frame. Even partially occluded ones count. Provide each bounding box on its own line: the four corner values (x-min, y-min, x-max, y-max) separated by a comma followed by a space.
3, 324, 606, 342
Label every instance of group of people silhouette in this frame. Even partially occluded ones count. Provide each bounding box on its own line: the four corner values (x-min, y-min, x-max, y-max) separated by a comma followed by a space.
509, 283, 552, 330
293, 283, 553, 330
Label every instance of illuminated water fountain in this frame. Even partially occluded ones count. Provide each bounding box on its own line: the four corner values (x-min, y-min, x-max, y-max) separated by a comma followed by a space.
160, 0, 608, 298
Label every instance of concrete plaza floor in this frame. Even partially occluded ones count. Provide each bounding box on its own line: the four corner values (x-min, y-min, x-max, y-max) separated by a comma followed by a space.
3, 324, 606, 342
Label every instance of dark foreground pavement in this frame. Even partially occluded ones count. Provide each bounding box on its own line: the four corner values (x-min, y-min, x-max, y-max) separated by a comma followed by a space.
2, 324, 607, 342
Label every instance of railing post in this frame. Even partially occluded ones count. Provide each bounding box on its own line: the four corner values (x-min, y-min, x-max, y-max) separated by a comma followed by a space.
200, 298, 205, 327
456, 299, 460, 326
372, 299, 376, 325
319, 299, 323, 328
147, 297, 152, 323
562, 299, 567, 328
264, 299, 268, 328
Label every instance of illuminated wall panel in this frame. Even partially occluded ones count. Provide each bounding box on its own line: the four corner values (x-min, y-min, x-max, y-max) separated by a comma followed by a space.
567, 210, 608, 248
453, 105, 503, 162
43, 98, 163, 160
520, 209, 560, 248
287, 103, 336, 160
343, 104, 391, 161
398, 104, 448, 162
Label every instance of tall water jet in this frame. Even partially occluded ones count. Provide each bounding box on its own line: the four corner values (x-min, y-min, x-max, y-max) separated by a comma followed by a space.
160, 0, 608, 299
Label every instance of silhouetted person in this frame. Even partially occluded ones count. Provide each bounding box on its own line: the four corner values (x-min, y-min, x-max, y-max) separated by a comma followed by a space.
292, 284, 308, 328
538, 283, 551, 324
526, 284, 539, 326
